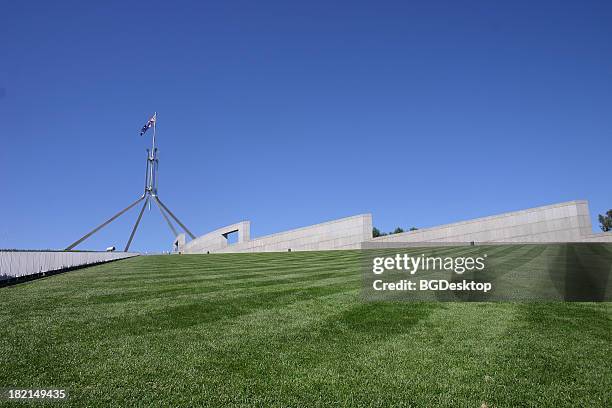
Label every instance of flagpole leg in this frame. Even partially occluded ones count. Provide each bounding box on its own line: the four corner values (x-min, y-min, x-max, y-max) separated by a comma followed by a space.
65, 195, 145, 250
153, 196, 196, 240
125, 197, 149, 252
153, 198, 179, 237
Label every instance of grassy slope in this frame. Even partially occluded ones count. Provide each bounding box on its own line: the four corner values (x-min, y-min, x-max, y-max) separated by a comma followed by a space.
0, 249, 610, 407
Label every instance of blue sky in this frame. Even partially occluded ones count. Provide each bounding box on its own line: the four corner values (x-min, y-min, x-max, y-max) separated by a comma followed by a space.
1, 0, 611, 252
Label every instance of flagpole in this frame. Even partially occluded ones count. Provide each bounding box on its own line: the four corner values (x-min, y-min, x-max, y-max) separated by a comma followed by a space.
152, 112, 156, 154
148, 113, 157, 210
65, 112, 196, 251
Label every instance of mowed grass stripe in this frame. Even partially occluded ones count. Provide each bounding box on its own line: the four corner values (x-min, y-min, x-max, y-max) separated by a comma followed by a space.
82, 252, 360, 284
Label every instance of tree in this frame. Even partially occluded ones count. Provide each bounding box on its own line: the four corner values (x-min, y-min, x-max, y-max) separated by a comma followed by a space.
372, 227, 381, 238
372, 227, 388, 237
599, 210, 612, 232
409, 227, 419, 231
392, 227, 404, 234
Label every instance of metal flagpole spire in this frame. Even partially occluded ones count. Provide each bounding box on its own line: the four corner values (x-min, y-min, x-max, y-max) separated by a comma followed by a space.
65, 112, 195, 251
152, 112, 156, 152
147, 112, 157, 209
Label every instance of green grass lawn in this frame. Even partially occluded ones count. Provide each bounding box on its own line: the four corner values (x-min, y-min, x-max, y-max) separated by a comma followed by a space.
0, 249, 610, 407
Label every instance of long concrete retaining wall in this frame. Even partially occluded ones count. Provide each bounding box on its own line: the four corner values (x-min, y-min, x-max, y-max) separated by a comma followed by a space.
370, 200, 598, 244
182, 214, 372, 253
0, 251, 138, 281
178, 200, 611, 254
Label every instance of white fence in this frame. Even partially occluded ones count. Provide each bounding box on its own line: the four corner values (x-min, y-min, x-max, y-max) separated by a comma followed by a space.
0, 251, 138, 281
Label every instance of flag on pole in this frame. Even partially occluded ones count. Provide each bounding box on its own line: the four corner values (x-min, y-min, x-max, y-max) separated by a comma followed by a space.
140, 113, 157, 136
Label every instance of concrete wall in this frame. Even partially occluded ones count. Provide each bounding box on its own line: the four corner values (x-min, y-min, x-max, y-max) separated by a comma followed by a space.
178, 200, 609, 254
579, 232, 612, 242
0, 251, 138, 281
370, 200, 596, 244
183, 214, 372, 253
182, 221, 250, 253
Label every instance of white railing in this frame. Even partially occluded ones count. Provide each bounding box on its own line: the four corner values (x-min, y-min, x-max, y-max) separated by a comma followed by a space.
0, 251, 138, 281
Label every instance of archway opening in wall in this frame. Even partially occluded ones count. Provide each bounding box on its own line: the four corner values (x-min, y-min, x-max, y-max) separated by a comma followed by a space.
223, 230, 239, 245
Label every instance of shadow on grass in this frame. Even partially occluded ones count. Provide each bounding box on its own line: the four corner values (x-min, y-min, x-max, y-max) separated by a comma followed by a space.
338, 302, 441, 335
563, 244, 610, 301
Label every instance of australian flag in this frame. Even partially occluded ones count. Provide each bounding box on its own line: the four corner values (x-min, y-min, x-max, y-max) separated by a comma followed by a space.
140, 113, 157, 136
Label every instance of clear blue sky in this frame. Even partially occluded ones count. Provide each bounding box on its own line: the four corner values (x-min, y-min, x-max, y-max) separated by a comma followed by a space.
1, 1, 610, 252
